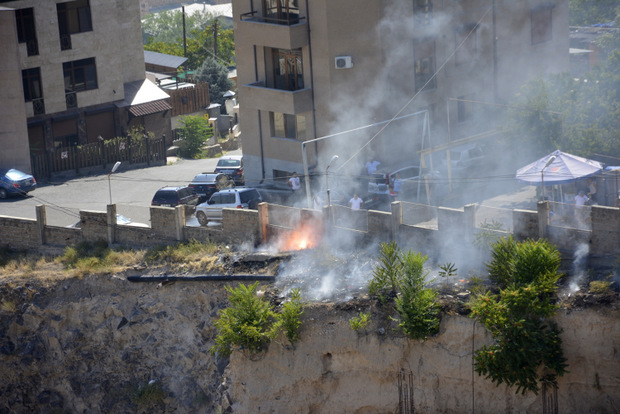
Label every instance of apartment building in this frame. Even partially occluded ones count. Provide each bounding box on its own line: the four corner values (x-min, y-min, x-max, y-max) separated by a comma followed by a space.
0, 0, 171, 173
232, 0, 568, 186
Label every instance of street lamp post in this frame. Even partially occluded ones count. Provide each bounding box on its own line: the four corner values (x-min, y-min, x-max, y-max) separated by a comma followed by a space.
325, 155, 339, 208
108, 161, 121, 205
541, 155, 556, 201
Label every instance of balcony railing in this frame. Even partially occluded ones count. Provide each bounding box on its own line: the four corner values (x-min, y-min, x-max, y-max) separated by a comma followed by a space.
240, 10, 305, 26
60, 34, 72, 50
66, 92, 77, 109
32, 98, 45, 115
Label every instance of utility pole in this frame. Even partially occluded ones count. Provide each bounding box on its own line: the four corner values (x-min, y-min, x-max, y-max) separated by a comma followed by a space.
182, 6, 187, 57
212, 19, 219, 60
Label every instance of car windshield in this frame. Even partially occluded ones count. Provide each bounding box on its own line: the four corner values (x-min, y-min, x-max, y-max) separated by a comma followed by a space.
156, 191, 177, 202
217, 159, 240, 167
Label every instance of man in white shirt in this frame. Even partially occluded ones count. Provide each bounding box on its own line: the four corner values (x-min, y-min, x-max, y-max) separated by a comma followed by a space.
288, 172, 301, 191
349, 193, 364, 210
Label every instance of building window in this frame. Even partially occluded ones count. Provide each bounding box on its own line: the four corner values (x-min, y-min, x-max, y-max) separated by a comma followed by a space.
455, 24, 476, 65
414, 39, 436, 93
263, 0, 300, 25
63, 58, 98, 92
414, 0, 432, 24
272, 112, 306, 139
531, 6, 552, 44
15, 8, 38, 56
57, 0, 92, 49
272, 48, 304, 91
22, 68, 42, 101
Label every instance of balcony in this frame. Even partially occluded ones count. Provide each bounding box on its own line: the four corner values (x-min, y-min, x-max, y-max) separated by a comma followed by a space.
240, 81, 312, 114
237, 11, 308, 50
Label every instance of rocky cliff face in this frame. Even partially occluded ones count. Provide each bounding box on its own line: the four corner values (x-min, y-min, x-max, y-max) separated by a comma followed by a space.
0, 275, 619, 413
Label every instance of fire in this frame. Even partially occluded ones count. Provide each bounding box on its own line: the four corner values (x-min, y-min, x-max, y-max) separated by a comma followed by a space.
278, 220, 322, 251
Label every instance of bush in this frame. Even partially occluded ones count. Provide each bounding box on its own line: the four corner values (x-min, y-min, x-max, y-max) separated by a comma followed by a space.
470, 237, 567, 395
277, 288, 304, 344
349, 312, 371, 331
177, 115, 213, 158
368, 242, 440, 340
211, 282, 279, 357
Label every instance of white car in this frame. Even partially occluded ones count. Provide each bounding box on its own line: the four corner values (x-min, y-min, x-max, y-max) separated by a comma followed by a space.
195, 188, 262, 225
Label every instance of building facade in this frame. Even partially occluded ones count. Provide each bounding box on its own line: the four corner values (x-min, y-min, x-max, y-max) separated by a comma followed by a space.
0, 0, 171, 174
232, 0, 569, 187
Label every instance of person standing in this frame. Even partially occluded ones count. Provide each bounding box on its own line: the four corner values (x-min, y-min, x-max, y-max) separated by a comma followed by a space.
349, 193, 364, 210
313, 193, 323, 211
366, 159, 380, 175
288, 172, 301, 191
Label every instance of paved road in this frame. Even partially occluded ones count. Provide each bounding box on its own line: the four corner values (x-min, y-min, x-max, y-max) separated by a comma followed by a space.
0, 149, 242, 227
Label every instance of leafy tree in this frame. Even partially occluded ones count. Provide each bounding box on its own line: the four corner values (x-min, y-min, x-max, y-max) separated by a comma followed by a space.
176, 115, 213, 158
470, 237, 568, 395
569, 0, 619, 26
393, 251, 440, 340
210, 282, 279, 357
368, 242, 440, 340
195, 57, 235, 105
143, 10, 235, 69
276, 288, 304, 344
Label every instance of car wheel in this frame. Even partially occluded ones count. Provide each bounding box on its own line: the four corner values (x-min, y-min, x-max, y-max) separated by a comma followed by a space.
0, 188, 7, 200
196, 211, 209, 226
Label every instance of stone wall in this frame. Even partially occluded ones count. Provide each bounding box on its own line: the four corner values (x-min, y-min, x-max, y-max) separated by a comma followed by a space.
1, 202, 619, 267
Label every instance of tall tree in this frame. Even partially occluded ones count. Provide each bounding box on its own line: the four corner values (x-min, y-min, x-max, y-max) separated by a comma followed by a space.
195, 57, 235, 106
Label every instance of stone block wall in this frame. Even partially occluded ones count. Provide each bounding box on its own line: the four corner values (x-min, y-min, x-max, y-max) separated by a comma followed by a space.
368, 210, 391, 242
78, 211, 108, 243
222, 208, 260, 246
591, 206, 620, 256
0, 216, 38, 250
513, 208, 538, 241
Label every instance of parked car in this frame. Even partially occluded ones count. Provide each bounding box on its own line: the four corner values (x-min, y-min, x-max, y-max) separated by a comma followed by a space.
0, 168, 37, 199
442, 143, 489, 177
214, 155, 244, 185
151, 186, 199, 207
188, 173, 233, 203
195, 187, 262, 225
368, 164, 440, 204
254, 180, 295, 204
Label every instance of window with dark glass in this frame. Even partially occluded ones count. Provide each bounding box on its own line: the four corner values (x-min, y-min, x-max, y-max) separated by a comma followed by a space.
455, 24, 476, 65
272, 112, 306, 139
22, 68, 42, 102
63, 58, 98, 92
531, 6, 553, 44
414, 39, 436, 93
15, 8, 38, 56
414, 0, 432, 24
263, 0, 300, 25
57, 0, 92, 36
272, 48, 304, 91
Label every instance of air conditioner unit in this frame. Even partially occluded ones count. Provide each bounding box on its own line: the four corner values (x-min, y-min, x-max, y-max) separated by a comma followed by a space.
335, 56, 353, 69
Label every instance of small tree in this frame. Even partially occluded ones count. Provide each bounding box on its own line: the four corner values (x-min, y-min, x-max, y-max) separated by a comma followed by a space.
393, 251, 440, 340
195, 57, 235, 105
210, 282, 278, 357
177, 115, 213, 158
368, 241, 402, 304
277, 288, 304, 344
470, 237, 568, 395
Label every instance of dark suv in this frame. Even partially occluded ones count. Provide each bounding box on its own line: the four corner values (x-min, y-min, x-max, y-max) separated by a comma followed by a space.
188, 173, 232, 203
151, 186, 199, 207
214, 155, 244, 185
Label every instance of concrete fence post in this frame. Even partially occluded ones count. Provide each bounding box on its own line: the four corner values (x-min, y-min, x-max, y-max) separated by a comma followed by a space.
258, 202, 268, 244
174, 205, 185, 241
35, 205, 47, 246
391, 201, 402, 242
538, 201, 549, 239
106, 204, 117, 245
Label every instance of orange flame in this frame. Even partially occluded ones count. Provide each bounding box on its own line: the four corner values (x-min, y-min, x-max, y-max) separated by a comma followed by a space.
278, 220, 322, 251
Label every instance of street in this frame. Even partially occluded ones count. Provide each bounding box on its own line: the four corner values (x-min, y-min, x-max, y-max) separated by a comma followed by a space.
0, 149, 242, 228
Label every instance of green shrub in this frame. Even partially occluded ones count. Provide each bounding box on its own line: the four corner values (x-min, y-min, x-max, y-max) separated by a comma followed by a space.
211, 282, 279, 357
368, 242, 440, 340
177, 115, 213, 158
278, 288, 304, 344
393, 251, 440, 340
132, 379, 166, 409
349, 312, 371, 331
470, 237, 567, 395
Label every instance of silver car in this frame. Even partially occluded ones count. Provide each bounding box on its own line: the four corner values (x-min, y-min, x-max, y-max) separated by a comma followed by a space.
195, 188, 262, 225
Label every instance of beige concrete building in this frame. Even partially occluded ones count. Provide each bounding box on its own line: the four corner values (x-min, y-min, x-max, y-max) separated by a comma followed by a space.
0, 0, 171, 174
232, 0, 569, 187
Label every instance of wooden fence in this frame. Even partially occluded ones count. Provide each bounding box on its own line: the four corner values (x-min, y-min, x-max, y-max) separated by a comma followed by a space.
31, 137, 166, 180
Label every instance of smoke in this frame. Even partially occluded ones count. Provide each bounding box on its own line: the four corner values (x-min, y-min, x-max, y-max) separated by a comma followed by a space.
568, 243, 590, 293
